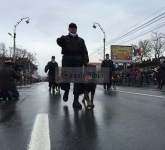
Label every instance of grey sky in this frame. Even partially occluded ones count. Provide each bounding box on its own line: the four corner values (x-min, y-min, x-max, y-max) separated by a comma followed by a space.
0, 0, 165, 75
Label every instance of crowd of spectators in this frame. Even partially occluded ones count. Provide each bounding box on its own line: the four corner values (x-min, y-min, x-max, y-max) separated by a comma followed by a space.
115, 58, 162, 87
116, 67, 158, 87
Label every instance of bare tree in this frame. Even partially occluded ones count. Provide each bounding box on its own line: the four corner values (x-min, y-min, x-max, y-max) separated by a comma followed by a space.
14, 48, 36, 63
15, 48, 28, 59
0, 42, 8, 57
21, 49, 28, 58
27, 52, 36, 64
138, 40, 152, 61
150, 32, 165, 59
8, 46, 36, 65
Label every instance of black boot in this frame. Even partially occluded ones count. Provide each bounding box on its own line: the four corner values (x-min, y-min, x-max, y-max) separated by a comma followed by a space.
63, 90, 69, 102
52, 88, 55, 94
49, 87, 51, 92
73, 95, 82, 109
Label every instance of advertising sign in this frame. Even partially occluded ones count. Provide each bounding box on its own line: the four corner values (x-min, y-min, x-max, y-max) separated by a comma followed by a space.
111, 45, 133, 62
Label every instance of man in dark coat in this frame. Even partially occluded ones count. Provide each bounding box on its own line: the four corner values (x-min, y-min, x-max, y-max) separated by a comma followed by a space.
158, 58, 165, 89
101, 53, 114, 91
45, 56, 59, 93
0, 60, 20, 100
57, 22, 89, 109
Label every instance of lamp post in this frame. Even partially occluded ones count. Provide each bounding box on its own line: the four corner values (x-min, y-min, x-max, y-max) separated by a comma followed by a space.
8, 17, 30, 63
93, 22, 106, 60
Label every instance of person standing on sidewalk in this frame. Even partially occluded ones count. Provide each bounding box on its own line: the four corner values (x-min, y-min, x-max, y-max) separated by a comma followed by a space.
44, 56, 59, 93
56, 22, 89, 109
159, 58, 165, 89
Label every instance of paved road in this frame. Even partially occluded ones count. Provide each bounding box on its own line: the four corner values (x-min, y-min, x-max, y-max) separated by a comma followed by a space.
0, 82, 165, 150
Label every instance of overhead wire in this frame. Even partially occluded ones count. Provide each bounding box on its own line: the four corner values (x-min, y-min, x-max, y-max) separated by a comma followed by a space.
107, 7, 165, 44
109, 12, 165, 44
89, 7, 165, 58
122, 6, 165, 32
103, 21, 165, 47
118, 22, 165, 44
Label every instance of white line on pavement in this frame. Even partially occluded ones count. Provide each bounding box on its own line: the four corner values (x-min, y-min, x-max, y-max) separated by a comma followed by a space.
117, 90, 165, 99
28, 113, 50, 150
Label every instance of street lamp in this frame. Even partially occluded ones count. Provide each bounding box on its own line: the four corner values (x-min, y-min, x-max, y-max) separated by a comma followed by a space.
93, 22, 106, 60
8, 17, 30, 63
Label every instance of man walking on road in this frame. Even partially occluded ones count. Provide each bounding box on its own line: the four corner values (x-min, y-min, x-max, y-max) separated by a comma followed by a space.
101, 53, 114, 92
56, 22, 89, 109
44, 56, 59, 93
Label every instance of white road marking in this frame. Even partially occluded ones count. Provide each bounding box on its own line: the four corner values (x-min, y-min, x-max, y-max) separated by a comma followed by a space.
117, 90, 165, 99
28, 113, 50, 150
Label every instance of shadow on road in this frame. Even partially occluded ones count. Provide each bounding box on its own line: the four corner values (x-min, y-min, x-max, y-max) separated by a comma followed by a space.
59, 106, 99, 150
0, 101, 17, 123
49, 92, 61, 102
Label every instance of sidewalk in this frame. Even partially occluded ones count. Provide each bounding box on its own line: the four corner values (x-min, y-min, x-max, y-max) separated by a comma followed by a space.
17, 84, 31, 89
117, 84, 165, 91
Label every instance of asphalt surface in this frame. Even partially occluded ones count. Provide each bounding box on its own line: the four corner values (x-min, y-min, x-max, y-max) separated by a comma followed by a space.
0, 82, 165, 150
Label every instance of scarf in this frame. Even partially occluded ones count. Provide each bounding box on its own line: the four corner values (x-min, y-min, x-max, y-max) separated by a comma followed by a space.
69, 32, 78, 37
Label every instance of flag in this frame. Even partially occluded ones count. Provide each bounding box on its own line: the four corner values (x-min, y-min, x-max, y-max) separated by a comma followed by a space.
137, 48, 141, 56
133, 48, 137, 56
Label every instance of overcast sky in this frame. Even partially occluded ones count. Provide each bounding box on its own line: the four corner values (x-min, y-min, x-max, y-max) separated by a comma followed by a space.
0, 0, 165, 75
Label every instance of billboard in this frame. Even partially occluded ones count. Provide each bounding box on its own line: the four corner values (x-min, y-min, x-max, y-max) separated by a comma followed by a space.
111, 45, 132, 63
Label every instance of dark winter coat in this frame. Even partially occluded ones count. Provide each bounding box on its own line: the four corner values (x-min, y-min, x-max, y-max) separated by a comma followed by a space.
101, 59, 114, 73
57, 34, 89, 66
0, 66, 20, 90
101, 59, 115, 83
44, 61, 59, 77
159, 61, 165, 81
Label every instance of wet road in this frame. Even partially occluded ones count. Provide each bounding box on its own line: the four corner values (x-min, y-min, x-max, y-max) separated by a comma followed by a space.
0, 82, 165, 150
